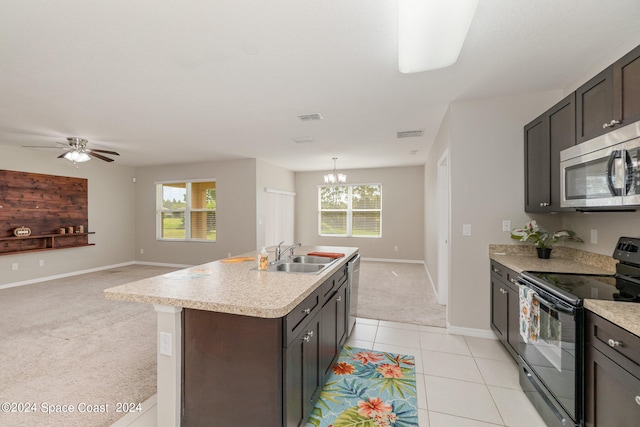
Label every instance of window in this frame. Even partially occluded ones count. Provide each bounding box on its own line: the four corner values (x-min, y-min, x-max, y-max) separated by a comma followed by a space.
156, 180, 216, 241
318, 184, 381, 237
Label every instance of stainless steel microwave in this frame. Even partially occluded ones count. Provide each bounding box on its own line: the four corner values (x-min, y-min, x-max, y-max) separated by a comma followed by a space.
561, 122, 640, 209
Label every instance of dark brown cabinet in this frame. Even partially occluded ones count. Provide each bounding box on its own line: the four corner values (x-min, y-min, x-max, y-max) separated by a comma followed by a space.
182, 266, 351, 427
285, 311, 322, 427
577, 44, 640, 144
576, 67, 614, 143
490, 260, 520, 360
321, 281, 348, 378
524, 93, 575, 212
585, 311, 640, 427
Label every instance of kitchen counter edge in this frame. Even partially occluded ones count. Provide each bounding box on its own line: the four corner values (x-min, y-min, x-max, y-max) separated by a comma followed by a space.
103, 246, 358, 319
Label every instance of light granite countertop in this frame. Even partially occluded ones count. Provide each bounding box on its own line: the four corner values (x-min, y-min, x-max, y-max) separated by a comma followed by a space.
104, 246, 358, 319
490, 244, 640, 337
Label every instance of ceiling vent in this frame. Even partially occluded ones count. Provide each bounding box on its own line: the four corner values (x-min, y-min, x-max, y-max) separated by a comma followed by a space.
292, 137, 315, 144
396, 129, 424, 138
297, 113, 323, 121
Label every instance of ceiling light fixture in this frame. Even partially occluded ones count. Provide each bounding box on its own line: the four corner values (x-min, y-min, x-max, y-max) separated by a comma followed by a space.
324, 157, 346, 185
398, 0, 479, 73
63, 150, 91, 163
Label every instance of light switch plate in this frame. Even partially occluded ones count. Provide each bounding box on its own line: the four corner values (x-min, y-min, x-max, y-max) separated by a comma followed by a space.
462, 224, 472, 236
502, 220, 511, 232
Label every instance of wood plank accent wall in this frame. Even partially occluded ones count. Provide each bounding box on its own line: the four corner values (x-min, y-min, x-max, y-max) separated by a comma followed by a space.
0, 170, 89, 252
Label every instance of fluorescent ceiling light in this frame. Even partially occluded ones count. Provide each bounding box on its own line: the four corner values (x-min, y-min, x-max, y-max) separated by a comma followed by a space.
398, 0, 479, 73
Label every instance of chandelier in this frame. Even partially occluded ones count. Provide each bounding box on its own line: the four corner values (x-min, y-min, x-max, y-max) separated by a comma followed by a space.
324, 157, 346, 185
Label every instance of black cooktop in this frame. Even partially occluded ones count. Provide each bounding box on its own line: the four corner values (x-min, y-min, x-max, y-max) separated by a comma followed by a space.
525, 271, 640, 303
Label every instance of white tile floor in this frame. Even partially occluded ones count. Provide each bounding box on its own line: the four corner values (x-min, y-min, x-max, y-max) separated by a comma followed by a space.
347, 318, 548, 427
121, 317, 549, 427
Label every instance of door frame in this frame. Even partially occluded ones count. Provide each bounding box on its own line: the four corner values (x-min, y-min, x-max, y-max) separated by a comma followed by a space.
437, 149, 450, 307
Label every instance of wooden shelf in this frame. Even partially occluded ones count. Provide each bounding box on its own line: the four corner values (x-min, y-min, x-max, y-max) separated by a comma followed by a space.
0, 232, 95, 256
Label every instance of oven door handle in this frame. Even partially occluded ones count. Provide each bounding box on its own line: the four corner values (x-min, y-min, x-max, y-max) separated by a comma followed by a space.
533, 294, 574, 315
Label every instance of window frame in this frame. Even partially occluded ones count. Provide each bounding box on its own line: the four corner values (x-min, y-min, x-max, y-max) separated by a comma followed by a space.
317, 183, 382, 238
155, 179, 217, 242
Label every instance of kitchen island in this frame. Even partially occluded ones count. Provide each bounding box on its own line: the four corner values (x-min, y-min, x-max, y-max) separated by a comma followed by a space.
104, 245, 358, 427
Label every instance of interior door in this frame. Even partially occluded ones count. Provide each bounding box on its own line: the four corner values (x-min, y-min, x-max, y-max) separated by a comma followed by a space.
265, 189, 295, 247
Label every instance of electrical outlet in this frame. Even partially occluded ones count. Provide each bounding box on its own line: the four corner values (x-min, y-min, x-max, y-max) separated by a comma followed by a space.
39, 260, 44, 267
140, 249, 144, 254
160, 332, 172, 356
394, 246, 399, 251
11, 263, 18, 271
462, 224, 472, 236
591, 229, 598, 244
502, 220, 511, 232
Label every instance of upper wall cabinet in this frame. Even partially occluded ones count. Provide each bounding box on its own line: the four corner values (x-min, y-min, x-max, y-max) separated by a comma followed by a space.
576, 44, 640, 143
525, 93, 576, 212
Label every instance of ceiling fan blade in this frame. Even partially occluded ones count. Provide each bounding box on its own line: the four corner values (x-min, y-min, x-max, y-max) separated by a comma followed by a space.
88, 149, 120, 156
57, 152, 69, 159
22, 145, 66, 149
88, 151, 115, 162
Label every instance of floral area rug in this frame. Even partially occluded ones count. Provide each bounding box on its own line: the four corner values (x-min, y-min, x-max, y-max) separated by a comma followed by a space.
306, 346, 418, 427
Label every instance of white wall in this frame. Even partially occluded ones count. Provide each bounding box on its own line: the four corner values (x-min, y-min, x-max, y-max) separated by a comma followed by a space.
133, 158, 257, 265
0, 145, 136, 286
296, 166, 424, 260
424, 91, 564, 331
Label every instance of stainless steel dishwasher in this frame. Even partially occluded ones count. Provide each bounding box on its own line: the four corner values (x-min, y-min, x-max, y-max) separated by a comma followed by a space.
346, 254, 360, 336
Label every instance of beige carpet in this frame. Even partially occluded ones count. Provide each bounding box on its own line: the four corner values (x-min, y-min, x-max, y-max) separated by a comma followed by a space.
0, 264, 178, 427
356, 261, 446, 327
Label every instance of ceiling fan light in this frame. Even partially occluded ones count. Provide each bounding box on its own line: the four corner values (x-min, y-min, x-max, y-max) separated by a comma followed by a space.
76, 152, 91, 162
64, 150, 91, 163
398, 0, 479, 73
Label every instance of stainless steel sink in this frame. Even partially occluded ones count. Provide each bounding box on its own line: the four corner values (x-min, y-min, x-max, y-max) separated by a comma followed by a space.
287, 255, 335, 264
267, 263, 326, 273
259, 254, 339, 274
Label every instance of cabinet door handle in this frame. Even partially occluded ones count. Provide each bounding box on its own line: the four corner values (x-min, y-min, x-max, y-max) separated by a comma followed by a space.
336, 295, 342, 302
603, 119, 622, 129
302, 308, 311, 315
635, 396, 640, 406
492, 266, 501, 274
539, 202, 549, 207
608, 338, 622, 348
510, 278, 518, 284
302, 330, 314, 342
499, 288, 507, 294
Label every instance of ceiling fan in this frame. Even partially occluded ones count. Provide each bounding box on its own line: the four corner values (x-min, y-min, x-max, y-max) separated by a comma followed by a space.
24, 137, 120, 163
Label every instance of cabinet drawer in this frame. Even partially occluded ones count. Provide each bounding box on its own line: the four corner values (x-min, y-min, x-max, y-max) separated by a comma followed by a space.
284, 287, 321, 347
321, 266, 347, 304
490, 260, 519, 287
587, 311, 640, 377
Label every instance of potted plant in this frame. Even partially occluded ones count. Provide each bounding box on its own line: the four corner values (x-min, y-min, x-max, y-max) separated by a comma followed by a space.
511, 220, 583, 259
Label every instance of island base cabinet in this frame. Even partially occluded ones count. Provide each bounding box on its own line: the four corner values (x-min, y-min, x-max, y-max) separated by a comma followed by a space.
284, 312, 322, 427
320, 283, 348, 378
182, 309, 284, 427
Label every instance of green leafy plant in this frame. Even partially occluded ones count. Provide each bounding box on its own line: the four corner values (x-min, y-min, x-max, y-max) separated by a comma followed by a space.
511, 220, 583, 249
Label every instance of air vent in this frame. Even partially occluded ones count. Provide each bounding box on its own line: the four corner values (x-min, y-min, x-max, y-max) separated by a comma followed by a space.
292, 137, 315, 144
297, 113, 323, 121
397, 130, 424, 138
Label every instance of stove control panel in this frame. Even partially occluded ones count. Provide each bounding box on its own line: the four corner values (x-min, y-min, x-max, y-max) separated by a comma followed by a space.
614, 237, 640, 263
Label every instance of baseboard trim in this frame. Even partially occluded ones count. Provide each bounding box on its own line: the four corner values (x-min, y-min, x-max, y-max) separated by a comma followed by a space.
0, 261, 193, 290
361, 257, 425, 264
446, 323, 497, 339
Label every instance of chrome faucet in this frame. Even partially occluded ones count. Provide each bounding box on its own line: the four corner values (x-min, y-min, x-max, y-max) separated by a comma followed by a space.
275, 241, 301, 261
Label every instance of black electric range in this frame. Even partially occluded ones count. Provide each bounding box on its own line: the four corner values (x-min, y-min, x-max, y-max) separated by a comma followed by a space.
522, 236, 640, 306
516, 236, 640, 427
